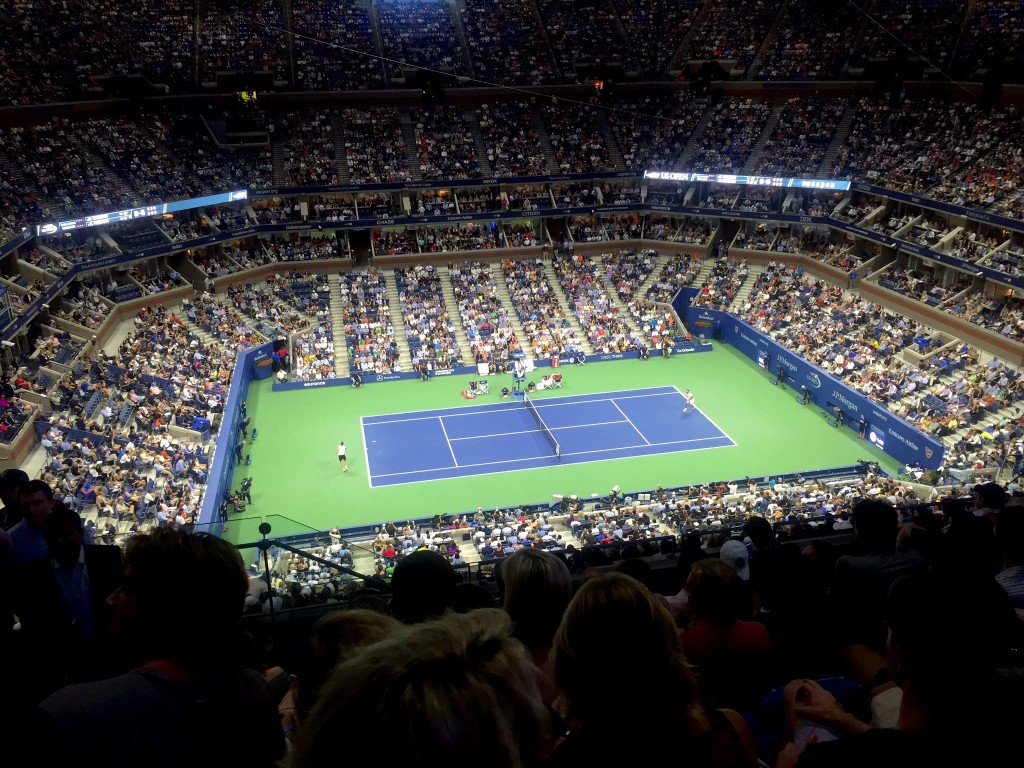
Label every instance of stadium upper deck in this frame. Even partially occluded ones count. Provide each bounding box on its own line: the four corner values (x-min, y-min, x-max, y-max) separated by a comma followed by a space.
0, 0, 1021, 106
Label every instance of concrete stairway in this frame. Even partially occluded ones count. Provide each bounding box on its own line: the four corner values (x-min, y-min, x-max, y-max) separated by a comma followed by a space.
398, 111, 423, 181
439, 274, 472, 363
674, 108, 716, 169
462, 106, 494, 177
271, 141, 289, 186
742, 104, 784, 173
729, 263, 766, 310
385, 270, 415, 371
818, 104, 856, 175
330, 114, 352, 184
328, 277, 350, 379
596, 108, 626, 170
492, 272, 537, 361
531, 112, 560, 174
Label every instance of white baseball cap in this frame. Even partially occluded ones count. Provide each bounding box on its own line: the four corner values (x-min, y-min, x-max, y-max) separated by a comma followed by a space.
720, 539, 751, 581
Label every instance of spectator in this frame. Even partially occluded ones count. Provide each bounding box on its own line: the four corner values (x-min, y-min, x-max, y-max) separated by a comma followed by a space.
292, 609, 555, 768
552, 572, 759, 768
33, 526, 286, 767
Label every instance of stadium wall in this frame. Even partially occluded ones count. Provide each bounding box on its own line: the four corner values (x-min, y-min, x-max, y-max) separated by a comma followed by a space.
685, 307, 945, 469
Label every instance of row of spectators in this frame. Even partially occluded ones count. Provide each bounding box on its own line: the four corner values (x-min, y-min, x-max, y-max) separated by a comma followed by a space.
4, 0, 1020, 105
395, 264, 464, 370
339, 268, 401, 376
552, 253, 644, 354
502, 257, 584, 359
448, 262, 524, 366
288, 273, 339, 382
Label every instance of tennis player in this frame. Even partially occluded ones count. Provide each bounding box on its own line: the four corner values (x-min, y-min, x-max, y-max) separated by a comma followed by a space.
683, 389, 695, 414
338, 440, 348, 472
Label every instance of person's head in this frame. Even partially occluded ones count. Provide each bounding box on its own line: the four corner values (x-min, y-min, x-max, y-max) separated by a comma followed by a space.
0, 468, 29, 507
886, 571, 1015, 707
553, 573, 705, 743
107, 527, 247, 669
498, 548, 572, 650
995, 507, 1024, 567
742, 515, 775, 550
686, 557, 743, 626
42, 506, 85, 568
293, 609, 553, 768
389, 549, 457, 623
293, 609, 400, 723
851, 498, 899, 551
18, 480, 54, 528
974, 482, 1007, 515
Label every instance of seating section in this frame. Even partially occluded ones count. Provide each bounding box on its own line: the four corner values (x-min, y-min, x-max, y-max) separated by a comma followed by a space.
541, 101, 615, 174
689, 99, 773, 172
377, 0, 470, 81
606, 93, 712, 170
411, 106, 480, 181
340, 268, 401, 376
287, 274, 338, 382
337, 108, 411, 184
756, 0, 863, 80
533, 0, 638, 76
476, 101, 551, 177
462, 0, 558, 85
552, 253, 642, 354
292, 0, 384, 90
449, 262, 523, 365
395, 265, 464, 369
199, 0, 289, 82
501, 257, 583, 359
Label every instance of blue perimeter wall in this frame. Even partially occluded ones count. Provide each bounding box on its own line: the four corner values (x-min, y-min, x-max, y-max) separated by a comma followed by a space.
681, 305, 945, 470
197, 340, 275, 531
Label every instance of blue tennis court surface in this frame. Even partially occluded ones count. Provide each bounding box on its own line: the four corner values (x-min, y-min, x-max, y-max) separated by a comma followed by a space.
361, 386, 735, 487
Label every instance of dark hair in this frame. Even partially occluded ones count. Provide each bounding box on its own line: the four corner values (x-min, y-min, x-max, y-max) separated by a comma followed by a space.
887, 571, 1015, 703
42, 506, 84, 542
996, 507, 1024, 563
0, 468, 29, 492
851, 498, 898, 550
18, 479, 54, 500
389, 550, 457, 623
119, 527, 247, 667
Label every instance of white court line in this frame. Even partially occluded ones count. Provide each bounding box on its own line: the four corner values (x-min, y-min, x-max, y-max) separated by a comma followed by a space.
369, 434, 733, 479
562, 434, 732, 458
530, 391, 681, 411
448, 419, 629, 441
360, 417, 374, 488
361, 386, 678, 426
669, 384, 738, 446
610, 400, 651, 445
437, 416, 460, 467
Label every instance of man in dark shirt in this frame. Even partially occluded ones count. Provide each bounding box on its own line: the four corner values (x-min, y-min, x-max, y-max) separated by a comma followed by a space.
32, 527, 285, 768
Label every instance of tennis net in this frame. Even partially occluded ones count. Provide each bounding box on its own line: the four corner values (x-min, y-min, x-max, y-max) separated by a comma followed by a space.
523, 392, 561, 459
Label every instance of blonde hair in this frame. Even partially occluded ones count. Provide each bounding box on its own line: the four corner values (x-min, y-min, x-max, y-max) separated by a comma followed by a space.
293, 609, 401, 722
292, 609, 552, 768
501, 548, 572, 649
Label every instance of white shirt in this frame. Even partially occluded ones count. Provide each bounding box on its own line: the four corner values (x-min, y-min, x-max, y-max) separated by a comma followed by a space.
338, 443, 346, 457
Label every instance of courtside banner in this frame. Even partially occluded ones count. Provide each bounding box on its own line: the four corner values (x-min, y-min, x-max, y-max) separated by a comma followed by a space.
704, 311, 944, 469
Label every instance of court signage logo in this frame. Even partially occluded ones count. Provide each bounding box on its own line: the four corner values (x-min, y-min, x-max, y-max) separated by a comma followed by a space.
434, 369, 454, 376
376, 373, 402, 382
806, 372, 821, 388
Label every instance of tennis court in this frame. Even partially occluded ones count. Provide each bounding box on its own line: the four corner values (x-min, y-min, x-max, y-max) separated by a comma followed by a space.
361, 386, 735, 487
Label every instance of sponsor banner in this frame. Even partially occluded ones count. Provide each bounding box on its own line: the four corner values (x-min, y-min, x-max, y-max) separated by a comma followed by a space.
713, 313, 944, 469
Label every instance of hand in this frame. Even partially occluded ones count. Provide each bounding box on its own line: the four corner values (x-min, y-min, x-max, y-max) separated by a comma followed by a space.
793, 681, 846, 725
776, 740, 807, 768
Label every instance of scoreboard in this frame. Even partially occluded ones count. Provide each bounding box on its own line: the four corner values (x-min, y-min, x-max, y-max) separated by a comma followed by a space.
643, 170, 850, 190
36, 189, 249, 236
